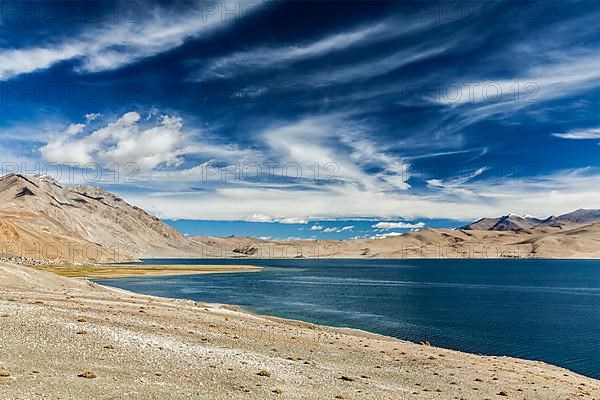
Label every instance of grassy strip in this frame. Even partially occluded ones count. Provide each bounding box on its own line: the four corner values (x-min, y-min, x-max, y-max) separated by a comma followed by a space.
35, 264, 262, 278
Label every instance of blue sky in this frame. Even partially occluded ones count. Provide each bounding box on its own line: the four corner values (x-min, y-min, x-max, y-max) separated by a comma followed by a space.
0, 0, 599, 239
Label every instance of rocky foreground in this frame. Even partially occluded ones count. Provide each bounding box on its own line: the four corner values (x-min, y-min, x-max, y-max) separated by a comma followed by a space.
0, 262, 598, 399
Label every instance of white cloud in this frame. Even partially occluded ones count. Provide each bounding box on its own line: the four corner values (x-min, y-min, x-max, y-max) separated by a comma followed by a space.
435, 54, 600, 107
372, 221, 425, 230
0, 45, 83, 81
65, 123, 86, 136
241, 214, 308, 224
553, 127, 600, 139
430, 53, 600, 139
0, 0, 265, 81
197, 16, 435, 81
370, 231, 404, 239
40, 112, 189, 171
85, 113, 102, 122
321, 225, 354, 233
262, 115, 410, 191
243, 214, 275, 223
426, 166, 489, 189
123, 167, 600, 222
278, 217, 309, 225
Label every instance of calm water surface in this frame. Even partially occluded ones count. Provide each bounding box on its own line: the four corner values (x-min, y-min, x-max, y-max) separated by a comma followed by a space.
96, 259, 600, 379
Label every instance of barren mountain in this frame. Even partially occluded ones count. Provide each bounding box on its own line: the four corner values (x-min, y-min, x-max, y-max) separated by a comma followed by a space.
0, 174, 200, 263
194, 219, 600, 260
192, 222, 600, 260
0, 173, 598, 263
546, 209, 600, 227
460, 209, 600, 232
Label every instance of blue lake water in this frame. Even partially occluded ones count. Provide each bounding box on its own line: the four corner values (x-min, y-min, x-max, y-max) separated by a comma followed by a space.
95, 258, 600, 379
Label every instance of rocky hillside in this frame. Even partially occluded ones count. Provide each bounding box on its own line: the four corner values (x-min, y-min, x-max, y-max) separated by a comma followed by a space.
460, 209, 600, 232
194, 212, 600, 260
0, 174, 200, 263
1, 173, 598, 262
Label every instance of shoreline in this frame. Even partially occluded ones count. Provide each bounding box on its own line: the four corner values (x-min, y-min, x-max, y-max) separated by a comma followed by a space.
95, 275, 599, 381
34, 263, 263, 278
1, 261, 598, 398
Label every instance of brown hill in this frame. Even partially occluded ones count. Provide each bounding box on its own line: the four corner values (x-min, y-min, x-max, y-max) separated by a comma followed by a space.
0, 174, 598, 262
191, 223, 600, 259
0, 174, 200, 263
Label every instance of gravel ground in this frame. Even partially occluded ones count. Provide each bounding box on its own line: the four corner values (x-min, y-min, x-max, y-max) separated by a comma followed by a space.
1, 262, 599, 399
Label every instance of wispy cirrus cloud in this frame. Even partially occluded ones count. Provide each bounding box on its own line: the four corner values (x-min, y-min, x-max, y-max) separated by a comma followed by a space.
196, 14, 441, 81
553, 127, 600, 140
0, 0, 265, 80
261, 115, 411, 192
123, 167, 600, 221
434, 53, 600, 107
198, 23, 391, 81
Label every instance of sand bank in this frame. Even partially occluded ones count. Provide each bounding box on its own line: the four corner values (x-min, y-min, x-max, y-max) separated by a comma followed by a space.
33, 263, 262, 278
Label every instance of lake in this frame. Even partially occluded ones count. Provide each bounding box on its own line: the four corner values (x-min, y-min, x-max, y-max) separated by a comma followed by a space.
95, 258, 600, 379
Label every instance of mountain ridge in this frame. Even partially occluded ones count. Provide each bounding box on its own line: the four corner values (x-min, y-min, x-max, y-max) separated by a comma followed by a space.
0, 174, 598, 262
0, 173, 200, 263
459, 209, 600, 231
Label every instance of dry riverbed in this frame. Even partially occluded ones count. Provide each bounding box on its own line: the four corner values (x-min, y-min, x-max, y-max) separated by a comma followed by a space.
0, 261, 598, 399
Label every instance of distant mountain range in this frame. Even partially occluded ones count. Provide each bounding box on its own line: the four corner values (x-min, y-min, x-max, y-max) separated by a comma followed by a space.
460, 209, 600, 231
0, 173, 598, 262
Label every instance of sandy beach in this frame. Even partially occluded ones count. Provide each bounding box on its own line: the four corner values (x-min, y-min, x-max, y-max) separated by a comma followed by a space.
1, 261, 598, 399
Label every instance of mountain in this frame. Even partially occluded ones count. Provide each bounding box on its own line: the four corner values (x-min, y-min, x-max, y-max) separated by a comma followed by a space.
462, 214, 542, 232
545, 209, 600, 226
194, 223, 600, 259
0, 174, 200, 263
1, 173, 598, 263
460, 210, 600, 232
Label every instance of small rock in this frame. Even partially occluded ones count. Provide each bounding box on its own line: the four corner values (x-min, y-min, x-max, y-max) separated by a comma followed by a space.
78, 370, 96, 379
498, 391, 508, 396
77, 317, 88, 323
257, 370, 272, 377
340, 376, 355, 382
0, 370, 11, 378
272, 388, 283, 395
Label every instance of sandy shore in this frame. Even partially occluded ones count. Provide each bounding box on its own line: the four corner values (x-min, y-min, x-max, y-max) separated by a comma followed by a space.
34, 264, 262, 278
0, 261, 598, 399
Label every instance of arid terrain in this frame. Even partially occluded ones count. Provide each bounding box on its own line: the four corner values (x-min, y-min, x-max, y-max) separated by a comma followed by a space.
1, 261, 599, 399
1, 174, 599, 398
1, 174, 599, 264
0, 173, 200, 263
196, 215, 600, 260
